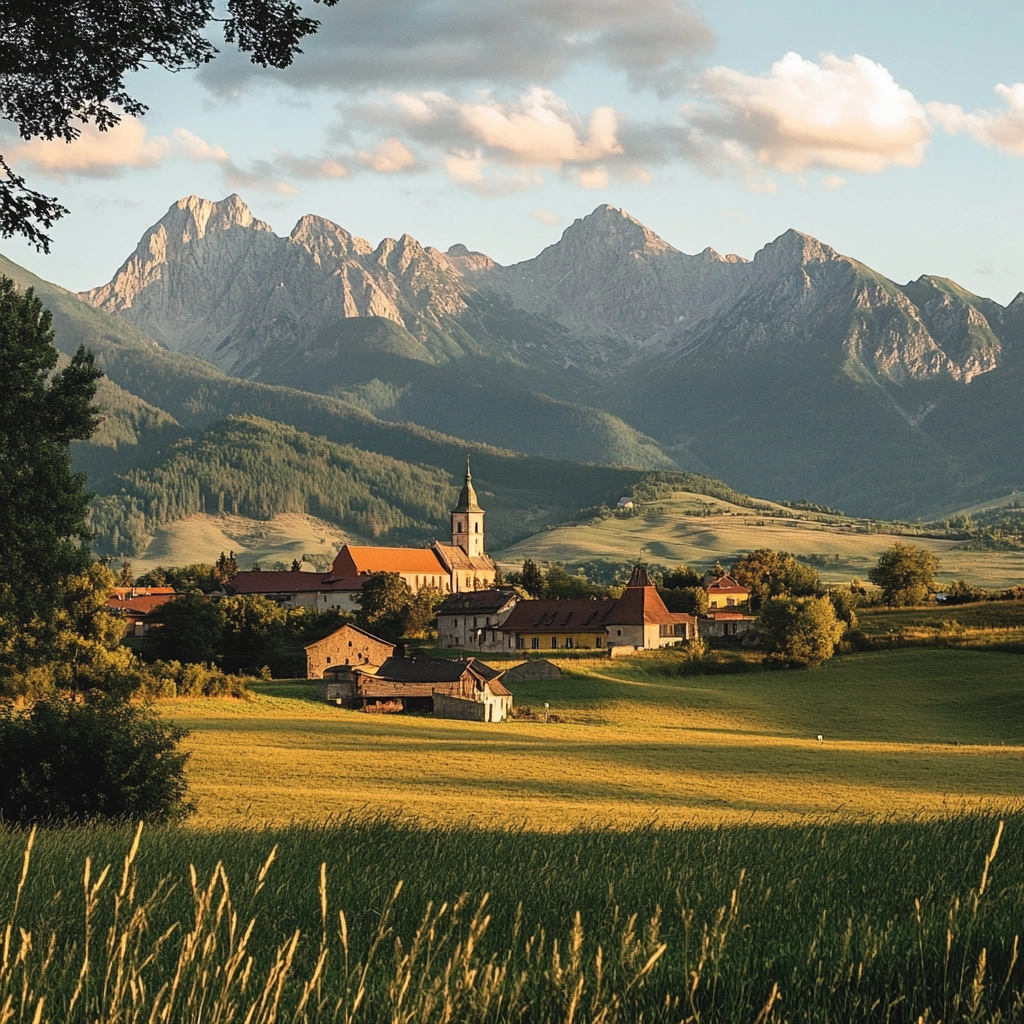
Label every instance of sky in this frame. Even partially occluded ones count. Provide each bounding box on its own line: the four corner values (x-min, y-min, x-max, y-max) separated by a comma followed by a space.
4, 0, 1024, 302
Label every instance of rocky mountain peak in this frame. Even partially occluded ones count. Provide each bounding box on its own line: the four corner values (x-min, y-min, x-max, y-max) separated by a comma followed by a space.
169, 193, 273, 241
289, 214, 373, 263
440, 243, 498, 276
556, 204, 678, 259
754, 228, 841, 270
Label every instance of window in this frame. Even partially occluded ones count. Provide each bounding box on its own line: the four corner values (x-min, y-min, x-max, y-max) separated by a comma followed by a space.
326, 656, 331, 664
531, 637, 539, 650
565, 637, 574, 649
474, 522, 479, 532
616, 629, 622, 636
551, 637, 558, 649
453, 618, 458, 627
457, 521, 462, 532
727, 598, 735, 607
348, 641, 353, 647
595, 636, 603, 648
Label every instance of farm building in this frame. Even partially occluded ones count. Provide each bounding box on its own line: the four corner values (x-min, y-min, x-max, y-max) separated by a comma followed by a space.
229, 570, 362, 611
105, 586, 177, 637
304, 624, 395, 679
500, 566, 696, 652
325, 656, 512, 722
436, 588, 520, 651
699, 609, 756, 639
703, 574, 751, 609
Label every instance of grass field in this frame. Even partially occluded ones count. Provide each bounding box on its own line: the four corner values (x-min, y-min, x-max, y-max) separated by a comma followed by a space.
498, 490, 1024, 588
131, 511, 352, 573
161, 648, 1024, 830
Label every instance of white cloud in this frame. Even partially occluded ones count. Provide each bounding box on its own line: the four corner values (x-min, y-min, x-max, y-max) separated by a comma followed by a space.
358, 138, 418, 172
577, 166, 609, 189
7, 118, 171, 179
4, 118, 234, 181
928, 84, 1024, 155
822, 174, 847, 190
531, 209, 561, 224
692, 52, 931, 174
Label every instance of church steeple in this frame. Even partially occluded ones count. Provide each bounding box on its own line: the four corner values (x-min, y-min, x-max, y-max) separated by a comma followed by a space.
451, 457, 485, 557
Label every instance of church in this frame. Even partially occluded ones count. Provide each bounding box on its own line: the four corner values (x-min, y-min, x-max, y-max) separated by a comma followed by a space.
228, 460, 496, 608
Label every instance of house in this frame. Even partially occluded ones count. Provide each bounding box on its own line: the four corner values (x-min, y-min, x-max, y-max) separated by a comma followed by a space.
228, 570, 362, 610
616, 497, 634, 509
227, 459, 496, 606
500, 566, 696, 653
703, 573, 750, 609
436, 589, 520, 651
699, 609, 756, 639
105, 586, 177, 637
305, 623, 395, 679
327, 656, 512, 722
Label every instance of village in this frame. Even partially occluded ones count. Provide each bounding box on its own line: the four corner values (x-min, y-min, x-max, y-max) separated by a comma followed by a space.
107, 461, 756, 723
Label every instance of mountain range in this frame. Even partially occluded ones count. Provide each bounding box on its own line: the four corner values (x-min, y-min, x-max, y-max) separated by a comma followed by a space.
4, 193, 1024, 560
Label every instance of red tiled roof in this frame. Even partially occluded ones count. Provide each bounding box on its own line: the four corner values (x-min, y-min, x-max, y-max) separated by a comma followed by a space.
106, 594, 176, 617
705, 575, 749, 594
332, 545, 448, 577
111, 586, 175, 599
608, 584, 678, 626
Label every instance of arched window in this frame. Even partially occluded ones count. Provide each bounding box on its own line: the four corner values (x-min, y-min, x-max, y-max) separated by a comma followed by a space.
474, 522, 479, 533
457, 522, 462, 532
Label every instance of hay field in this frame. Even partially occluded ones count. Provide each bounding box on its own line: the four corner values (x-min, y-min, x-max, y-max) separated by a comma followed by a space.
131, 511, 351, 573
163, 649, 1024, 830
498, 490, 1024, 588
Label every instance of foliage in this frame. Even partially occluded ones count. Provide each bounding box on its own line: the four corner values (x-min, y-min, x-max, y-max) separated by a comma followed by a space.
0, 277, 102, 675
135, 563, 219, 593
662, 565, 703, 590
521, 559, 544, 597
827, 587, 860, 629
660, 585, 708, 616
0, 692, 193, 823
731, 549, 819, 609
214, 550, 240, 583
1, 0, 337, 250
757, 595, 844, 668
942, 579, 989, 605
869, 543, 938, 606
143, 592, 225, 665
355, 573, 414, 643
404, 585, 445, 640
542, 562, 609, 599
1, 814, 1022, 1022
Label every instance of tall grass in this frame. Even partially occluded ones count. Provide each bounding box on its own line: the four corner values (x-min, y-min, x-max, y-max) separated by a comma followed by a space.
2, 814, 1022, 1022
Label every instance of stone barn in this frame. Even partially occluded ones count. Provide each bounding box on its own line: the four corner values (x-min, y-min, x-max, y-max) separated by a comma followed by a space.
305, 624, 395, 679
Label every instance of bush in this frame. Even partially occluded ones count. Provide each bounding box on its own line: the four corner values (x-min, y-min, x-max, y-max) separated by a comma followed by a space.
757, 595, 845, 668
0, 692, 194, 823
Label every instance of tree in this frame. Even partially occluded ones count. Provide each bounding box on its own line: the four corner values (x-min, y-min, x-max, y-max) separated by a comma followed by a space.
118, 561, 134, 586
218, 594, 286, 672
826, 588, 859, 629
868, 544, 938, 607
662, 565, 703, 590
0, 277, 102, 674
756, 596, 844, 669
521, 559, 544, 598
356, 572, 413, 643
405, 585, 446, 639
731, 549, 820, 609
0, 691, 193, 823
542, 562, 605, 599
1, 0, 339, 251
143, 591, 225, 664
660, 586, 708, 616
214, 551, 240, 583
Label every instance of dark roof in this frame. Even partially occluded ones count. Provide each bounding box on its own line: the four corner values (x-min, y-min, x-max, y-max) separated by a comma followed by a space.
372, 656, 479, 683
625, 564, 654, 587
452, 458, 482, 513
304, 623, 395, 651
704, 574, 749, 594
432, 543, 495, 573
501, 598, 619, 632
106, 593, 176, 617
437, 589, 518, 615
229, 571, 359, 595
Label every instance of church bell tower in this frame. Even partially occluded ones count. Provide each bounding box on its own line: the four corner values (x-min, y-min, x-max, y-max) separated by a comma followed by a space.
451, 458, 485, 557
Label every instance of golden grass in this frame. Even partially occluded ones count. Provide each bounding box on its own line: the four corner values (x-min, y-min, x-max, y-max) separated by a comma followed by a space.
162, 649, 1024, 831
497, 490, 1024, 588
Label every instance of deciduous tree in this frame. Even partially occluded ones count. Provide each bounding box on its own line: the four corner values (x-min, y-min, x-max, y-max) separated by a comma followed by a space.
356, 572, 413, 643
757, 595, 844, 668
143, 591, 225, 664
868, 544, 937, 607
731, 549, 820, 609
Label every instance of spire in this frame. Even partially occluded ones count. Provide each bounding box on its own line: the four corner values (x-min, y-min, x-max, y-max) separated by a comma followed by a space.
625, 564, 653, 588
453, 456, 481, 512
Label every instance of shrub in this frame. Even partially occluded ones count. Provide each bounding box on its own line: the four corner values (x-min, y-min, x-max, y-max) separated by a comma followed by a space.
0, 692, 194, 823
757, 595, 845, 668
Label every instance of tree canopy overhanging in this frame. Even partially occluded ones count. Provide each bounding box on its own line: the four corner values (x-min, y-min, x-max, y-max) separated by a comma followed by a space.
0, 0, 338, 250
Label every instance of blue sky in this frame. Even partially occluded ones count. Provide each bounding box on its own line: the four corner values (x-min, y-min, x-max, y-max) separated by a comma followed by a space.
4, 0, 1024, 302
